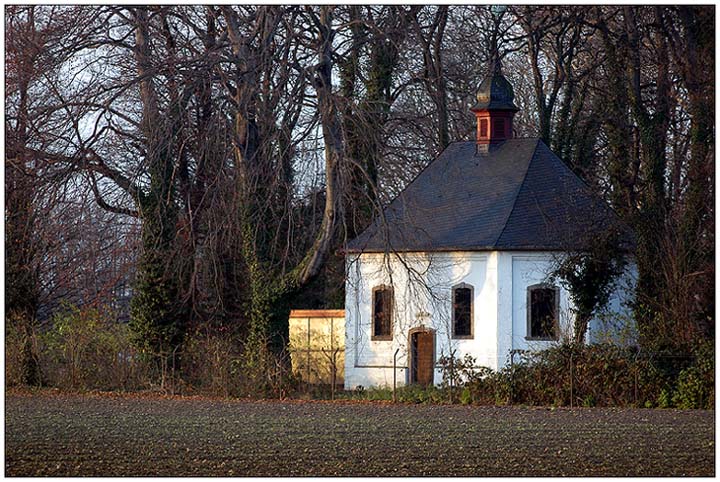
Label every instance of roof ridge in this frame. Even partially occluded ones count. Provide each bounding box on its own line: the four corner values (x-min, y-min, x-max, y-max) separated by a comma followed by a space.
493, 138, 541, 247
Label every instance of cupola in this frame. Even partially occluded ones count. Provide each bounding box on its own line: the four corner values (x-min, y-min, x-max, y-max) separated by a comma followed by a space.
470, 60, 518, 146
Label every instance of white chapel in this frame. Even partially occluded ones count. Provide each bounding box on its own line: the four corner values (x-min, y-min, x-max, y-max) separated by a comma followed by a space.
343, 62, 636, 389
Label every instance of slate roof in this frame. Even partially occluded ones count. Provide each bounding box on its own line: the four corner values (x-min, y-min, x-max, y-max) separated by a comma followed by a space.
346, 138, 631, 253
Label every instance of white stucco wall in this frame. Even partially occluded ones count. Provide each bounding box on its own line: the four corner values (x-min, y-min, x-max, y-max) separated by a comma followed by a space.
344, 251, 497, 389
508, 253, 572, 353
344, 251, 636, 390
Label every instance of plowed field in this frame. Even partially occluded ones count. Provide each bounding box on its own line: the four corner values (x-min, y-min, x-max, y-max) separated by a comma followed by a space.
5, 390, 714, 476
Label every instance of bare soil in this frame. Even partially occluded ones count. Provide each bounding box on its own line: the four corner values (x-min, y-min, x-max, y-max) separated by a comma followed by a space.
5, 389, 715, 476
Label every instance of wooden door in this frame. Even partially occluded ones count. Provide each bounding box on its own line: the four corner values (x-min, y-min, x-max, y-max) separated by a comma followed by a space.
411, 331, 434, 386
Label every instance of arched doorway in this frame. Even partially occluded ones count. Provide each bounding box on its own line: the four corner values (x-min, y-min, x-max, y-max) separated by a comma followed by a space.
408, 327, 435, 386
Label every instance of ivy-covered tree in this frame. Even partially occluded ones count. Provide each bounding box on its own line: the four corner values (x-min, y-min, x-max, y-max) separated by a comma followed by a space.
552, 229, 628, 345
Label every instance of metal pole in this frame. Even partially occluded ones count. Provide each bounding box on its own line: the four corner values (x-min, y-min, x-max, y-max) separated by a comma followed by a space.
634, 350, 640, 406
450, 354, 454, 404
331, 349, 336, 401
634, 365, 638, 405
509, 350, 514, 405
331, 318, 335, 400
393, 348, 400, 403
570, 351, 574, 409
306, 318, 311, 393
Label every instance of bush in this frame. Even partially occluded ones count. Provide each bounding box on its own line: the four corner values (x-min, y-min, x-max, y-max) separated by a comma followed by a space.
182, 329, 299, 399
5, 321, 24, 387
11, 301, 712, 409
41, 304, 141, 390
459, 367, 505, 405
182, 329, 240, 396
462, 343, 711, 409
657, 388, 672, 408
398, 384, 446, 403
438, 352, 482, 389
459, 386, 472, 405
5, 313, 40, 387
672, 342, 714, 409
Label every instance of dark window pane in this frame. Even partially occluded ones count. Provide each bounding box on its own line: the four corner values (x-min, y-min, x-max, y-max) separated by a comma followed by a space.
530, 288, 556, 339
454, 287, 472, 337
374, 289, 392, 337
493, 118, 505, 137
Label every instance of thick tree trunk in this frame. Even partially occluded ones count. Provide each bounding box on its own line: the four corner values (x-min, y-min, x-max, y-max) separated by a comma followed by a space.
673, 6, 715, 339
127, 8, 186, 376
296, 6, 340, 287
6, 153, 41, 386
623, 7, 671, 328
5, 7, 41, 385
597, 20, 637, 219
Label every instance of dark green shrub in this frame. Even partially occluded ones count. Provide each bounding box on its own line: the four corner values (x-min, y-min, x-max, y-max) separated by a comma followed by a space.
463, 343, 711, 409
340, 384, 448, 404
460, 386, 472, 405
463, 367, 508, 405
657, 388, 672, 408
672, 342, 714, 409
231, 341, 298, 399
360, 387, 393, 401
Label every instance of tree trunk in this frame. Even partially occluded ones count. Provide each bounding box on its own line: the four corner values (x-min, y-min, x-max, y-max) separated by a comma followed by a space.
5, 7, 41, 385
127, 7, 185, 368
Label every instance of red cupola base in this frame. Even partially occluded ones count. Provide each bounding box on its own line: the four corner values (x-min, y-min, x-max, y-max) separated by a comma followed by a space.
473, 109, 515, 145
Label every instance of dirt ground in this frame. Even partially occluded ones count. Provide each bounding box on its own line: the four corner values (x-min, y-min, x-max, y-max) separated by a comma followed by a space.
5, 390, 715, 476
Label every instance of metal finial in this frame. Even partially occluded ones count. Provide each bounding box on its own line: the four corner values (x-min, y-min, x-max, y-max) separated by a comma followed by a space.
491, 56, 503, 75
488, 42, 502, 76
488, 5, 504, 75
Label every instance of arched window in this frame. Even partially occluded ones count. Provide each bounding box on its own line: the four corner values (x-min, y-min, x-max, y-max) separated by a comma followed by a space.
527, 284, 559, 340
452, 283, 473, 339
372, 285, 393, 340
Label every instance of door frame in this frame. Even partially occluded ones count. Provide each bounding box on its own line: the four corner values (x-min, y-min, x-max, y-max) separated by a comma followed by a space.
408, 327, 436, 386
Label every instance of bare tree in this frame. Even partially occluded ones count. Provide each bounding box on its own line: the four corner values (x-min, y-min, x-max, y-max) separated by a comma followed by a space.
5, 5, 103, 384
